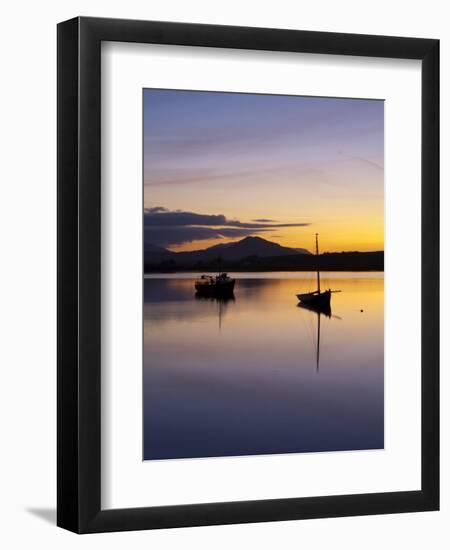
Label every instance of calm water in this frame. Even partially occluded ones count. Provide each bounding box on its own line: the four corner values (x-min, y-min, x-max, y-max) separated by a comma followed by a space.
143, 272, 384, 460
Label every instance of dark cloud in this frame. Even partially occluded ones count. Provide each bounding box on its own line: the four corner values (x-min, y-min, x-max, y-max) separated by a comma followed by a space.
144, 226, 269, 248
144, 207, 310, 248
144, 210, 226, 227
144, 209, 309, 230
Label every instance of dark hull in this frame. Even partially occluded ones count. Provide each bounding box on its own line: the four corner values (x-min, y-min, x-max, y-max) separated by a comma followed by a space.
297, 289, 331, 309
195, 280, 235, 296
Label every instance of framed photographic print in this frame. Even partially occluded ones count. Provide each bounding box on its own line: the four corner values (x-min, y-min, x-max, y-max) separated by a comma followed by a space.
57, 17, 439, 533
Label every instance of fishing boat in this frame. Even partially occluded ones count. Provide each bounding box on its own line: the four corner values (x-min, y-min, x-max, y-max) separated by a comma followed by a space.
296, 233, 340, 308
195, 272, 235, 297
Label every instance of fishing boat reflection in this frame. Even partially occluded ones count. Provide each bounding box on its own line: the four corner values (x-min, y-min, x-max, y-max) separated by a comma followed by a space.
195, 293, 235, 332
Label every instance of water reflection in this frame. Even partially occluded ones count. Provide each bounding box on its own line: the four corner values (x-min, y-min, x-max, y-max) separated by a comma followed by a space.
143, 273, 384, 460
195, 293, 235, 332
298, 302, 332, 373
298, 301, 332, 318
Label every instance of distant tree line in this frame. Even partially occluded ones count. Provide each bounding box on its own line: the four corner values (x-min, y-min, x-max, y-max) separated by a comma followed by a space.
144, 251, 384, 273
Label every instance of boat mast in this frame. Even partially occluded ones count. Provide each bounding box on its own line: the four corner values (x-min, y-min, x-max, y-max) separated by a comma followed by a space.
315, 233, 320, 293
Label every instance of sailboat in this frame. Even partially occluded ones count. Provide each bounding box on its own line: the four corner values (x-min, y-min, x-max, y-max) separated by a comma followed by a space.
296, 233, 340, 310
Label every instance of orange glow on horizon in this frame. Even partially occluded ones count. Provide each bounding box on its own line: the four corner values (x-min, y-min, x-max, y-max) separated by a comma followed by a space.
144, 90, 384, 256
168, 225, 384, 254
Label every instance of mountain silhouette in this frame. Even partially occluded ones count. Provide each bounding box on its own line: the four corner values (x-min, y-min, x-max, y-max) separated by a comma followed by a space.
144, 242, 174, 263
143, 236, 384, 272
144, 236, 310, 266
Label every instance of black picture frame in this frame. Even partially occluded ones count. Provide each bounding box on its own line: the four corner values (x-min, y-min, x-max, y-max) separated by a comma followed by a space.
57, 16, 439, 533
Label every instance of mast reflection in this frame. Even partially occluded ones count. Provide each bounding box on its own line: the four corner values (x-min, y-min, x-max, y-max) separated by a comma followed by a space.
298, 302, 332, 373
195, 293, 235, 332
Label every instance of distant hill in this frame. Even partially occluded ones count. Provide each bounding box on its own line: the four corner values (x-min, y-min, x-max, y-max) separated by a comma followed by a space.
144, 243, 173, 263
144, 236, 383, 272
175, 236, 310, 264
144, 236, 309, 266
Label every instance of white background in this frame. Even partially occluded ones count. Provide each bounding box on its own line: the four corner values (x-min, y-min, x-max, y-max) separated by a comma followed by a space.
0, 1, 448, 548
102, 43, 421, 508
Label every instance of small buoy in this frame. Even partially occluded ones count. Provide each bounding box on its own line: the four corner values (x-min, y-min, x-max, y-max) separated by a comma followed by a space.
360, 309, 364, 313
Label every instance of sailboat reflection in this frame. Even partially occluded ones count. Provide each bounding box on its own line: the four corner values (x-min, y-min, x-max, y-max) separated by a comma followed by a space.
298, 301, 337, 373
195, 293, 235, 332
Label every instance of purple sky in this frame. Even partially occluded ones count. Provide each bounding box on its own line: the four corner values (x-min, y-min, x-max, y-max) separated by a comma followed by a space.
143, 89, 384, 252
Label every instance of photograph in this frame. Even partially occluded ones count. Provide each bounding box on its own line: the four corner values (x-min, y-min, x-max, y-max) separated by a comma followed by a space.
53, 10, 440, 537
143, 89, 385, 460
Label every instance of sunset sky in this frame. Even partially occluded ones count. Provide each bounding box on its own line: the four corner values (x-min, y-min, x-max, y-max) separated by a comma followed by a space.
143, 89, 384, 253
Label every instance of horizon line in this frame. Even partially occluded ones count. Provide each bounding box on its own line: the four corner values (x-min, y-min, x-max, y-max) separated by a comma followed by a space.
146, 235, 384, 256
